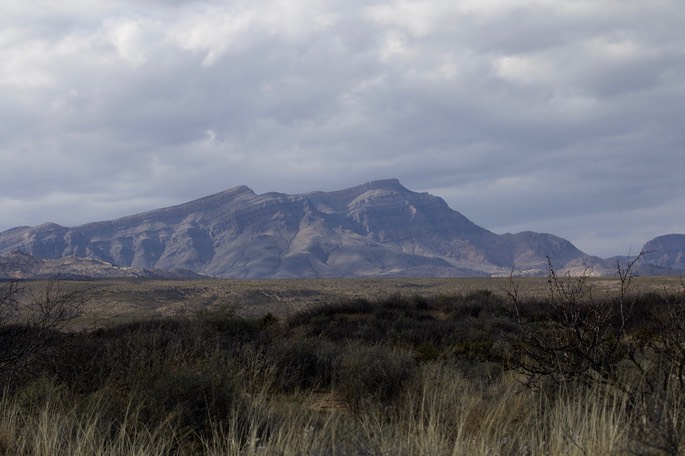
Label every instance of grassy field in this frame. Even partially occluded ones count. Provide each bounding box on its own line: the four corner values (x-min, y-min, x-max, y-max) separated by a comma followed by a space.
20, 275, 683, 328
1, 275, 684, 455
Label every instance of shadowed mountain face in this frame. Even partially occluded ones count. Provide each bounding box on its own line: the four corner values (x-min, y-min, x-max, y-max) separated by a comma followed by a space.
0, 179, 600, 278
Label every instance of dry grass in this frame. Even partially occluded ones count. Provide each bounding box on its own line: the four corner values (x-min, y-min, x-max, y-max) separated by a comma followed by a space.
0, 367, 636, 455
24, 275, 683, 329
0, 384, 181, 456
2, 277, 683, 455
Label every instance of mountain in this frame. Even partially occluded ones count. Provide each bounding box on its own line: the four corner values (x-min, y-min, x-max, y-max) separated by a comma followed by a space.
640, 234, 685, 271
0, 179, 605, 278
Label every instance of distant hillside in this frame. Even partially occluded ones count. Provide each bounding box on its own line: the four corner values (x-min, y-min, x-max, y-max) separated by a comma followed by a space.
640, 234, 685, 271
0, 251, 199, 279
0, 179, 639, 278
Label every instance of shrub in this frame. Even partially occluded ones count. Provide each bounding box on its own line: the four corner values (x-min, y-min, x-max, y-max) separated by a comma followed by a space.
264, 338, 342, 392
506, 256, 644, 389
0, 278, 89, 389
336, 345, 416, 412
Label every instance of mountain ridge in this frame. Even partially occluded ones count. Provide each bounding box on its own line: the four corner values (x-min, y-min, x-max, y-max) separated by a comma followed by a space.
0, 180, 680, 278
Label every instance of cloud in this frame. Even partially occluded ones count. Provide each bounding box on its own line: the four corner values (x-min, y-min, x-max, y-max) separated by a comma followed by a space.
103, 18, 163, 66
0, 0, 683, 257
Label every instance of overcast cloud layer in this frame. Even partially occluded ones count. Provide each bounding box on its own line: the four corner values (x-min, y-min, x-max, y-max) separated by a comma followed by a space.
1, 0, 683, 257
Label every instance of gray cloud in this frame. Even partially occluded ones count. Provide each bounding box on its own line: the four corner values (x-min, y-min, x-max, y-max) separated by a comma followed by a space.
0, 0, 683, 257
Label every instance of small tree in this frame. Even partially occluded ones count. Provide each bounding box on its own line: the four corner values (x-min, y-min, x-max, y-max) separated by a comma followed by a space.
0, 277, 89, 387
506, 253, 645, 389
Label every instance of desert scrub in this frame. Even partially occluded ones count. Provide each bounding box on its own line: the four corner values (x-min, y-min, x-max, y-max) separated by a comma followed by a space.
262, 337, 343, 393
335, 344, 416, 413
2, 275, 685, 455
285, 291, 517, 358
0, 278, 91, 390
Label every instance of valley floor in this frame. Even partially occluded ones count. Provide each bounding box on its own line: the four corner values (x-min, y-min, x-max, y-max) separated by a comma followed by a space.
24, 275, 684, 328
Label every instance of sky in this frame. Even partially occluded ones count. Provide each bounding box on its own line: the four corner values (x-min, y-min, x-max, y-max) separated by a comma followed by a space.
1, 0, 683, 258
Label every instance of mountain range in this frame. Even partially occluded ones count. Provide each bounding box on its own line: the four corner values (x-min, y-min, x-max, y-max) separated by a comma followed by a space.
0, 179, 682, 279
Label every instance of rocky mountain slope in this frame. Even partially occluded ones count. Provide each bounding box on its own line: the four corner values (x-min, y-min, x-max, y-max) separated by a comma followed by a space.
0, 179, 655, 278
0, 251, 200, 280
640, 234, 685, 271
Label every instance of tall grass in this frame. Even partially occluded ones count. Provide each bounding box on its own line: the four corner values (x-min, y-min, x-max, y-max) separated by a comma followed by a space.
0, 383, 181, 455
1, 289, 683, 455
350, 366, 630, 455
0, 367, 635, 455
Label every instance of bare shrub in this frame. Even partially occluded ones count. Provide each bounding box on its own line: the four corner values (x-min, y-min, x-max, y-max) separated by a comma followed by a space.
627, 282, 685, 455
0, 278, 89, 387
506, 254, 685, 453
506, 254, 644, 389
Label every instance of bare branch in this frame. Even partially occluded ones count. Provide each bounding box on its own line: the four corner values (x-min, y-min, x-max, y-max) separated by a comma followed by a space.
0, 276, 91, 387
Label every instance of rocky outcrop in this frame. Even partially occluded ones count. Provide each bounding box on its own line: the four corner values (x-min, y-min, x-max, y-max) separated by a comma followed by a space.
0, 179, 604, 278
0, 251, 196, 279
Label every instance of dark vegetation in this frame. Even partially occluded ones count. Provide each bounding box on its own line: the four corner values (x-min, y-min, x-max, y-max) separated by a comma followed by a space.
1, 259, 685, 454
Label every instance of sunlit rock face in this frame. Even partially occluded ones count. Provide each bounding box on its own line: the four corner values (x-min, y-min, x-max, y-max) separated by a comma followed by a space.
0, 179, 603, 278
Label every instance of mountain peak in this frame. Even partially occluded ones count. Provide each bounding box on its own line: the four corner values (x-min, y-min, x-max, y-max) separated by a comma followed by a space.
223, 185, 255, 196
317, 179, 412, 204
359, 178, 403, 189
346, 178, 411, 195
